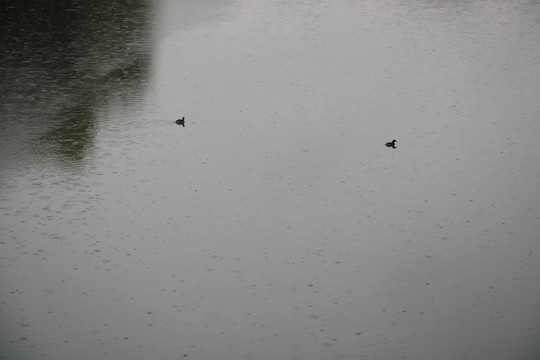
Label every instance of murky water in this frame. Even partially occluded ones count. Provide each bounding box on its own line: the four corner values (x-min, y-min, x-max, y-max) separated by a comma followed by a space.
2, 0, 540, 359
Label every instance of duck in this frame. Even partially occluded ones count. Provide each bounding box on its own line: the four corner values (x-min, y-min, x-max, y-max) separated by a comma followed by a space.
385, 139, 396, 148
175, 117, 185, 127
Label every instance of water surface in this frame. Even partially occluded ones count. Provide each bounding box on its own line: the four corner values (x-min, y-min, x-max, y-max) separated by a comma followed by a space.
1, 0, 540, 359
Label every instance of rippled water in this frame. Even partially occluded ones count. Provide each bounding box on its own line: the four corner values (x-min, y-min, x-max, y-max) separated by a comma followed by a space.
2, 0, 540, 359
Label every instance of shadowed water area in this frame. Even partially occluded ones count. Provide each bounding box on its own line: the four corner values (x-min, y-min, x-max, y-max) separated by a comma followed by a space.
1, 0, 540, 359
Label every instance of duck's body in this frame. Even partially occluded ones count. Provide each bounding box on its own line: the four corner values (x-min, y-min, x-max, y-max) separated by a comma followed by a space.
175, 117, 185, 127
385, 139, 396, 148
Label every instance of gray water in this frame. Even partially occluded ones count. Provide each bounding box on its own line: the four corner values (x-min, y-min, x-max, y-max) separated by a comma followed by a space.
1, 0, 540, 359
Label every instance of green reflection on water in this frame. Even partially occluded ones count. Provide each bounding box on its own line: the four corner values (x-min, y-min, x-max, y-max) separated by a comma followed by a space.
0, 0, 153, 172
